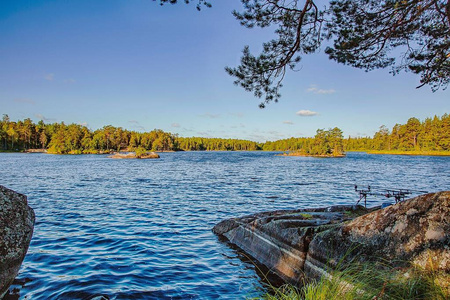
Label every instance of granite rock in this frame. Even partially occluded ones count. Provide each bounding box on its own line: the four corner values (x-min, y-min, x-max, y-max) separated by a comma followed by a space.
213, 192, 449, 285
213, 205, 370, 283
306, 191, 449, 279
0, 186, 35, 299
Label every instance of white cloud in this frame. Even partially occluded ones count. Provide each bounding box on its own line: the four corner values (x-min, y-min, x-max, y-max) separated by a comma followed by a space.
63, 79, 76, 84
296, 110, 318, 117
196, 131, 214, 137
307, 85, 335, 94
231, 123, 246, 129
44, 73, 54, 81
198, 113, 220, 119
128, 120, 145, 131
228, 112, 244, 118
268, 130, 285, 137
248, 130, 287, 142
35, 114, 55, 122
247, 133, 267, 142
171, 123, 181, 128
283, 121, 294, 125
14, 98, 35, 104
78, 122, 89, 127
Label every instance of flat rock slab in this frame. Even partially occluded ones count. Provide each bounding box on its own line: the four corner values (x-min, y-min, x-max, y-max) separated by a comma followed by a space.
213, 192, 449, 285
0, 186, 35, 299
213, 205, 371, 283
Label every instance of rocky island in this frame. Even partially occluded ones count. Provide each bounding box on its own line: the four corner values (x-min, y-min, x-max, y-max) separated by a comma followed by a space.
108, 151, 160, 159
279, 152, 346, 158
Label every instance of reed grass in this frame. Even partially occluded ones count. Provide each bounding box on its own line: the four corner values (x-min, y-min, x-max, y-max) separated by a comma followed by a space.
258, 262, 448, 300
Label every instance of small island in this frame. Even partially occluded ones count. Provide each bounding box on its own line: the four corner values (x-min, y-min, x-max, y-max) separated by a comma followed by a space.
279, 152, 345, 158
278, 127, 346, 158
109, 147, 160, 159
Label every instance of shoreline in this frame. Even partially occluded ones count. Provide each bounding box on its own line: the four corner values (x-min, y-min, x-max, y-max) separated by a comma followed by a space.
353, 150, 450, 156
2, 149, 450, 157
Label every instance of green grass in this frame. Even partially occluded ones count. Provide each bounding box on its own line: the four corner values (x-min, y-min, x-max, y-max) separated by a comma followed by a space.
299, 213, 313, 219
258, 263, 448, 300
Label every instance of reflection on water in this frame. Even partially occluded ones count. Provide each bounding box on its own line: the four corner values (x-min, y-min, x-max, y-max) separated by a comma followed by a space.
0, 152, 448, 299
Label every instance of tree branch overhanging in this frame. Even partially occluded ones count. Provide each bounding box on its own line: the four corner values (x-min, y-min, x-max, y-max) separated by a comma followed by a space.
155, 0, 449, 107
226, 0, 449, 107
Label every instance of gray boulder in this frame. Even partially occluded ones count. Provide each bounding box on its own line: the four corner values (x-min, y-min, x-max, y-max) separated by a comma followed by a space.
0, 186, 35, 299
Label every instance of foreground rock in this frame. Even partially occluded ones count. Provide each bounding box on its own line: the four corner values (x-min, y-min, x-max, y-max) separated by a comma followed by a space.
108, 152, 160, 159
213, 191, 449, 285
213, 205, 372, 283
0, 186, 35, 299
306, 191, 449, 279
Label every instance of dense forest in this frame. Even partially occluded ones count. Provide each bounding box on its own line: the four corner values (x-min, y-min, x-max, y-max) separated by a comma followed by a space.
0, 114, 449, 154
346, 114, 450, 152
0, 114, 261, 154
260, 114, 450, 154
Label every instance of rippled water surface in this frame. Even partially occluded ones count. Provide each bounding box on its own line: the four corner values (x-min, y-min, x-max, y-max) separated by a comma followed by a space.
1, 152, 449, 299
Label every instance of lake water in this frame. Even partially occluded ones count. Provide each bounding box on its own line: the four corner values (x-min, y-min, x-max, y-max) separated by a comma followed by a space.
1, 152, 449, 299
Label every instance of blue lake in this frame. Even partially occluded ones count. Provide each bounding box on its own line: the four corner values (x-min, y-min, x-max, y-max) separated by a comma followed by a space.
1, 152, 449, 299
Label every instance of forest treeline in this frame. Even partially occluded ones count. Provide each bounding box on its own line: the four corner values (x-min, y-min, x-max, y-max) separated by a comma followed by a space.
262, 114, 450, 153
0, 114, 449, 154
346, 114, 450, 152
0, 114, 260, 154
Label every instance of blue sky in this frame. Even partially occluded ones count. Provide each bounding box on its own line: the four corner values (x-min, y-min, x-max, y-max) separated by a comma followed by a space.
1, 0, 448, 142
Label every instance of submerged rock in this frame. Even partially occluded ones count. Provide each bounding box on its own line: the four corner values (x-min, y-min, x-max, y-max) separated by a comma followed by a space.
213, 191, 449, 285
0, 186, 35, 299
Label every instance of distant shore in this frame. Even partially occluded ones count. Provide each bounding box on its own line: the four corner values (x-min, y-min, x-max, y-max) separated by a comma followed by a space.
354, 150, 450, 156
2, 149, 450, 157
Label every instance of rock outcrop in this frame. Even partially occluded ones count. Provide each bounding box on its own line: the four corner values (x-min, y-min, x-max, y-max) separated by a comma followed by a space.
108, 152, 160, 159
213, 205, 372, 283
0, 186, 35, 299
213, 191, 449, 285
306, 191, 449, 279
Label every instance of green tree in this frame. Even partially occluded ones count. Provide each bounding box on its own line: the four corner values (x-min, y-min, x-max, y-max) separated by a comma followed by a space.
329, 127, 344, 155
7, 126, 18, 149
0, 114, 10, 150
405, 117, 422, 149
373, 125, 391, 150
438, 113, 450, 150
